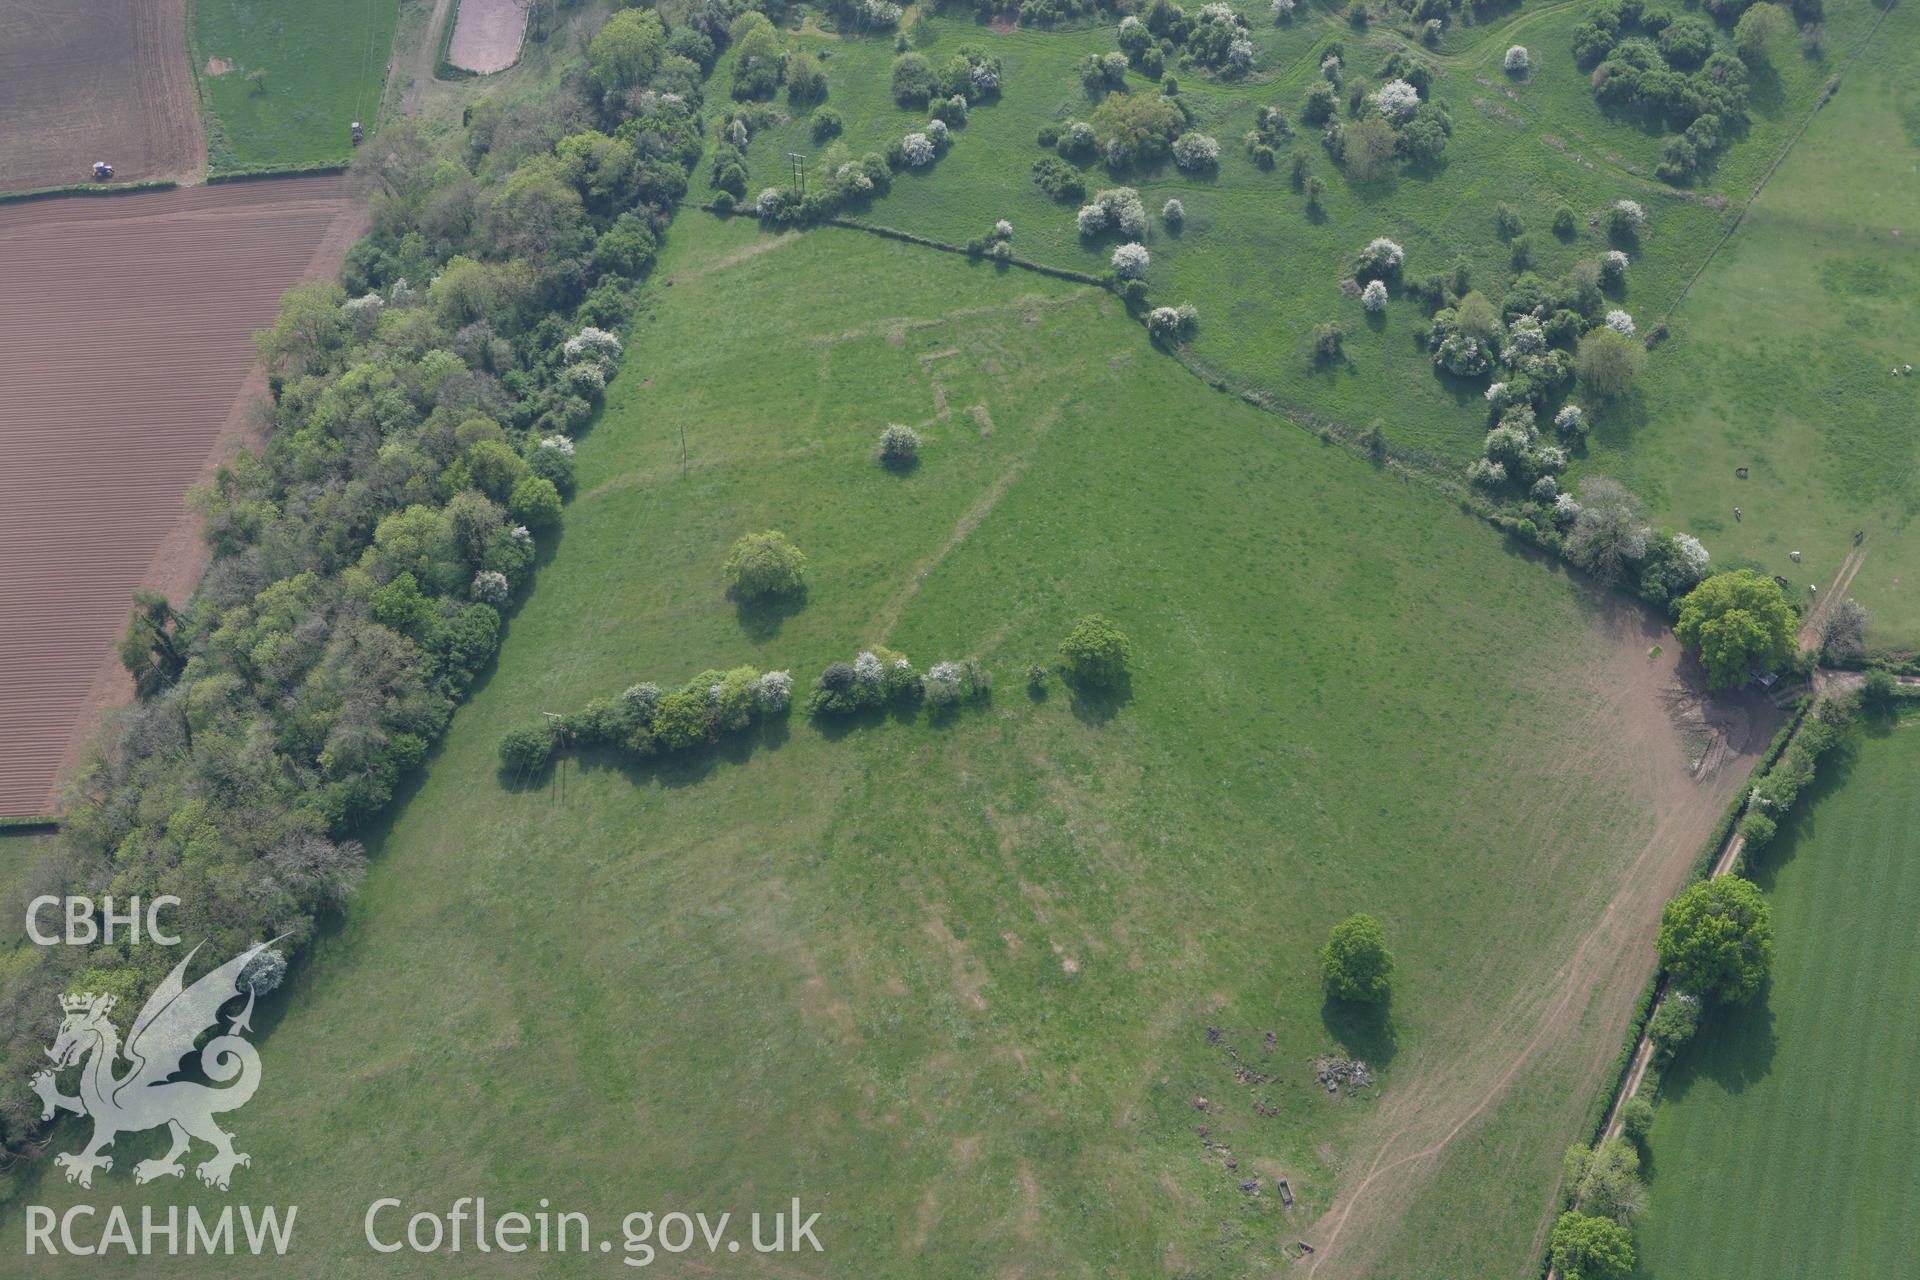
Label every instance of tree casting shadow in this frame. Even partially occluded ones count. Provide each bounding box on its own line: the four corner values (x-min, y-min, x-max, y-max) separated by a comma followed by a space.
732, 586, 808, 642
1321, 994, 1399, 1070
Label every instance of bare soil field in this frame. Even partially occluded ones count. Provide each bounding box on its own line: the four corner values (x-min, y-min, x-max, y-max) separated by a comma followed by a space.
0, 176, 363, 815
0, 0, 203, 194
446, 0, 529, 74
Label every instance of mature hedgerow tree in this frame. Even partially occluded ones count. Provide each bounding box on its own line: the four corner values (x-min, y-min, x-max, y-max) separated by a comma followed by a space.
1657, 876, 1774, 1003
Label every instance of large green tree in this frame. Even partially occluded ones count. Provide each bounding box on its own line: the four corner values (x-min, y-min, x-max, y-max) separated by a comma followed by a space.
1057, 614, 1132, 688
724, 530, 807, 600
1657, 875, 1774, 1003
1575, 327, 1643, 404
1562, 1139, 1646, 1223
1675, 569, 1796, 688
587, 8, 666, 98
117, 591, 184, 699
1092, 92, 1183, 165
1321, 912, 1393, 1004
1550, 1211, 1634, 1280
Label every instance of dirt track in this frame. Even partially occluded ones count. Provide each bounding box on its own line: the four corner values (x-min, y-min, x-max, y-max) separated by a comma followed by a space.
0, 0, 204, 193
0, 177, 364, 815
1301, 600, 1778, 1278
1796, 545, 1867, 651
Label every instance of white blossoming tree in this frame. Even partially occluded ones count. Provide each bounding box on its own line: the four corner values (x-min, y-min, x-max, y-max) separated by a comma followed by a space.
1357, 236, 1405, 275
563, 326, 623, 367
1362, 279, 1389, 311
1605, 309, 1636, 337
1078, 187, 1147, 238
1172, 132, 1221, 170
752, 670, 792, 713
1673, 533, 1710, 578
1147, 303, 1198, 340
1369, 79, 1421, 123
1504, 45, 1530, 72
1112, 242, 1151, 278
901, 132, 936, 166
922, 660, 966, 707
470, 570, 510, 604
878, 423, 920, 466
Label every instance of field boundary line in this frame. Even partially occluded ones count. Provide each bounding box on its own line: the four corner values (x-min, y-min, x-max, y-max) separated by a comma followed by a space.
0, 180, 181, 207
1658, 0, 1901, 328
750, 210, 1491, 515
1537, 690, 1821, 1279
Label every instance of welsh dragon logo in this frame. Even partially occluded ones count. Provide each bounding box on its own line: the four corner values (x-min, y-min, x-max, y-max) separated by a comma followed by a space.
30, 940, 278, 1191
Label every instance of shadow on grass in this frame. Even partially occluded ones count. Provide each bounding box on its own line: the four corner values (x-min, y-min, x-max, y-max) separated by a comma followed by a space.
1659, 981, 1779, 1102
1067, 673, 1132, 725
732, 586, 808, 642
1321, 995, 1399, 1071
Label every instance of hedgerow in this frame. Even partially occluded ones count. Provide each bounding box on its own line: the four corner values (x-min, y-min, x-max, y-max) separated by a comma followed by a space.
0, 2, 717, 1155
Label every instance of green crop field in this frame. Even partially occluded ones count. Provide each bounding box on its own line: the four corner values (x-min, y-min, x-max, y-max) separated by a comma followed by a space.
1577, 0, 1920, 643
193, 0, 400, 170
10, 214, 1735, 1277
1631, 713, 1920, 1279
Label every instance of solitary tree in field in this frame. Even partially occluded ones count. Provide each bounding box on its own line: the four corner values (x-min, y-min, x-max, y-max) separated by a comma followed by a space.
1321, 913, 1393, 1004
117, 591, 184, 699
1058, 614, 1132, 688
1657, 875, 1774, 1003
724, 530, 808, 600
1674, 569, 1796, 688
1550, 1211, 1634, 1280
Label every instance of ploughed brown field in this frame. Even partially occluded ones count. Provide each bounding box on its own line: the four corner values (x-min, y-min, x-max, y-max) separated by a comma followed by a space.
0, 0, 203, 194
447, 0, 531, 74
0, 177, 363, 815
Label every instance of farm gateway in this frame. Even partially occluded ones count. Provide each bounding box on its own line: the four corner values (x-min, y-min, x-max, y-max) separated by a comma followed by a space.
23, 1203, 297, 1257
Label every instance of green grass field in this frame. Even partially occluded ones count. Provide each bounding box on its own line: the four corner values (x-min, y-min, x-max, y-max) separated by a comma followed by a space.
725, 0, 1877, 473
1575, 0, 1920, 643
194, 0, 400, 170
1631, 713, 1920, 1278
9, 214, 1721, 1277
